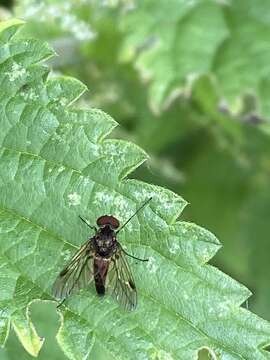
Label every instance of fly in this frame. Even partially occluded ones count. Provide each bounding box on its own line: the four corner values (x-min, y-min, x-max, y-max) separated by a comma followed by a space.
52, 197, 152, 311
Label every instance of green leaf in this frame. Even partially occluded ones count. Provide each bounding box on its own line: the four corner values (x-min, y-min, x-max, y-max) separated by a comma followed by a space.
0, 302, 66, 360
120, 0, 228, 112
121, 0, 270, 120
0, 19, 270, 360
15, 1, 96, 42
214, 0, 270, 119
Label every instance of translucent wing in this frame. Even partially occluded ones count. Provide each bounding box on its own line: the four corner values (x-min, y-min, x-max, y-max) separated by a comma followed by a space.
52, 240, 94, 301
107, 246, 137, 311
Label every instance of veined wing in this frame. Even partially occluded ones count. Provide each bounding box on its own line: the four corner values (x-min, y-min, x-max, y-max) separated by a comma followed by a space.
52, 240, 94, 301
107, 245, 137, 311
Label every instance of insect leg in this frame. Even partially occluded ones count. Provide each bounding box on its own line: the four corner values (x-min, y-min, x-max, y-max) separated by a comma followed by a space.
56, 298, 66, 308
120, 245, 148, 262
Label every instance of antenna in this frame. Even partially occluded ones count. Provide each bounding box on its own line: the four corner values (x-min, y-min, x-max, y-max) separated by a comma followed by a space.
79, 215, 96, 231
116, 197, 152, 234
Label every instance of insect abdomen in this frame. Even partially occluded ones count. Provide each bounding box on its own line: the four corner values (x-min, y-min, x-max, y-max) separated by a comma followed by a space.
94, 273, 105, 295
93, 257, 109, 296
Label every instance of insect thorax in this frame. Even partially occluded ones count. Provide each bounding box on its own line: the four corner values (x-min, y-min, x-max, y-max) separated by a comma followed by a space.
93, 226, 117, 257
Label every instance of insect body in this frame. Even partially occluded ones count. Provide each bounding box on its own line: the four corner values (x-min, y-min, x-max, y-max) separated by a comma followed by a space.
52, 198, 152, 310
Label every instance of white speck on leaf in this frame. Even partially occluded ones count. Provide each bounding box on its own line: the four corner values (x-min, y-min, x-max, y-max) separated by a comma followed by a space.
201, 249, 209, 262
150, 350, 174, 360
133, 190, 156, 202
7, 62, 27, 81
68, 192, 81, 206
0, 318, 7, 327
83, 177, 90, 185
61, 249, 72, 262
58, 166, 65, 173
94, 191, 114, 205
60, 97, 68, 106
162, 202, 175, 211
24, 3, 96, 41
183, 292, 189, 300
146, 256, 157, 274
169, 241, 180, 254
28, 88, 38, 100
51, 132, 64, 143
218, 300, 231, 316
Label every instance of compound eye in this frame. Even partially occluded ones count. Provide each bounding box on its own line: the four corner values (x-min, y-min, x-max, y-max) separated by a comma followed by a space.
96, 215, 120, 229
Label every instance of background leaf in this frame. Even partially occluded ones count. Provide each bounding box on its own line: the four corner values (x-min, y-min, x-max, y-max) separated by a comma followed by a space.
121, 0, 270, 121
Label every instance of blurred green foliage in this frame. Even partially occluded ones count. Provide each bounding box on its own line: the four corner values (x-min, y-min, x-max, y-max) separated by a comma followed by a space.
0, 303, 66, 360
1, 0, 270, 357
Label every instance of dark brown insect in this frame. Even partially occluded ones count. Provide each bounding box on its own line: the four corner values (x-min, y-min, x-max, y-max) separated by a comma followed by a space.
52, 198, 152, 311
